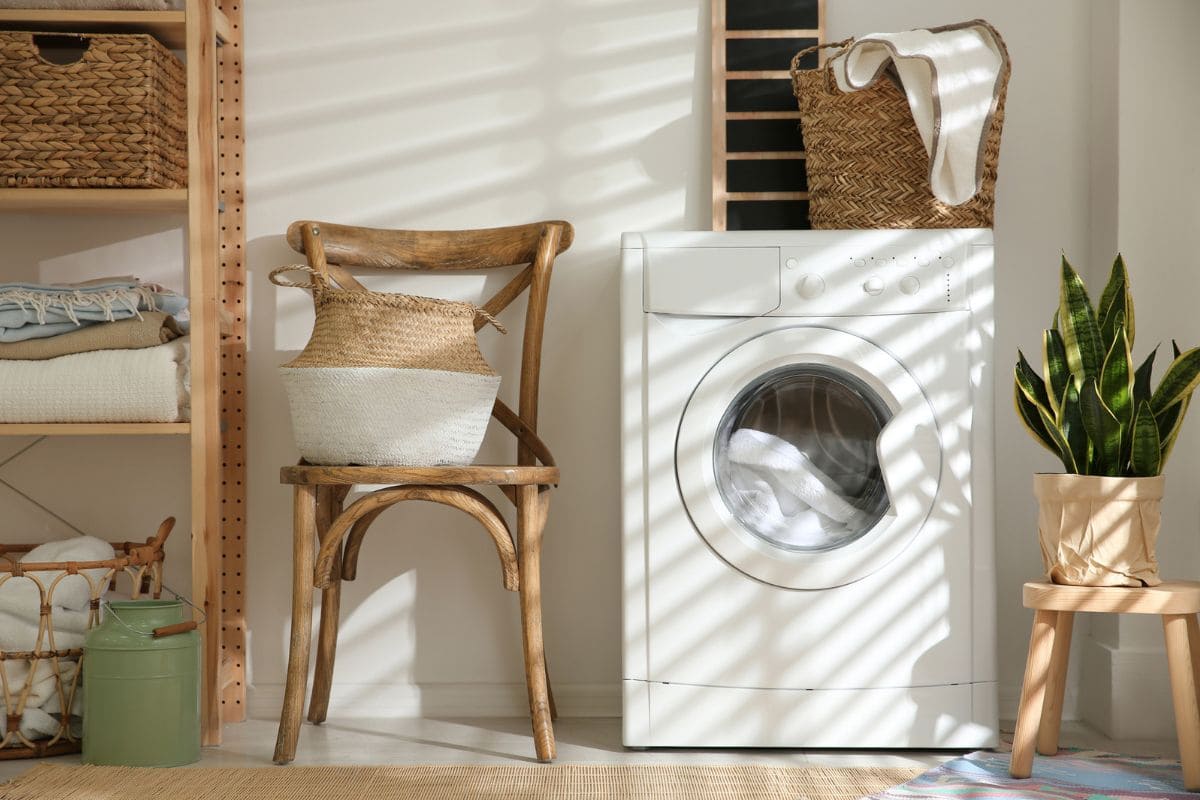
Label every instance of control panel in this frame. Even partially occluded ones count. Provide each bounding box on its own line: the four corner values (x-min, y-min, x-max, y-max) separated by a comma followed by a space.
770, 238, 974, 316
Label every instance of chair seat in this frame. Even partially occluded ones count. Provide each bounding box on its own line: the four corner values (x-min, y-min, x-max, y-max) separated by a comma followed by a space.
281, 462, 560, 487
1024, 580, 1200, 615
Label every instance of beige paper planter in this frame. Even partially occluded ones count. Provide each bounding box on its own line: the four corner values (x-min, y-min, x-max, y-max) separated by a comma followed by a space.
1034, 474, 1164, 587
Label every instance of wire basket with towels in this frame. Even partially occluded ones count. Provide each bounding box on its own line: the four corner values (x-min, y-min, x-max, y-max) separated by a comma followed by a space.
0, 518, 172, 759
790, 19, 1011, 229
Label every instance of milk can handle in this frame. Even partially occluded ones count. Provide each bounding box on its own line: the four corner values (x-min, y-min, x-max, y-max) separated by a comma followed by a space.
101, 584, 207, 639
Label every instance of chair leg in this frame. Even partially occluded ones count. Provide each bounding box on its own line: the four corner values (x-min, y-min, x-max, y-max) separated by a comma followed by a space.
1037, 611, 1075, 756
1010, 609, 1058, 779
1164, 614, 1200, 791
516, 485, 555, 762
273, 484, 318, 765
308, 489, 343, 725
545, 654, 558, 721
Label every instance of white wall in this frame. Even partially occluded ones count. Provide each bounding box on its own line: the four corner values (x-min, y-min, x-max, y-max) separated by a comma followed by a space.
2, 0, 1189, 729
1079, 0, 1200, 739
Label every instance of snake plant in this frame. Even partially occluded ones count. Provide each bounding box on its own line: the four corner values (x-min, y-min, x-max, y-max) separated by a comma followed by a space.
1015, 255, 1200, 477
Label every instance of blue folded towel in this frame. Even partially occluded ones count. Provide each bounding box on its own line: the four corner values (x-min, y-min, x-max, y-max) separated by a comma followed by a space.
0, 279, 188, 343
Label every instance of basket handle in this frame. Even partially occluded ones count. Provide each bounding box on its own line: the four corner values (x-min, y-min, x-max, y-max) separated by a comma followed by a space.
790, 38, 853, 72
269, 264, 327, 290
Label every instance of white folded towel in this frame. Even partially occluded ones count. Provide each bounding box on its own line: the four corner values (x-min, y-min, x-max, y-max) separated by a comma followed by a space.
830, 20, 1006, 205
0, 337, 190, 423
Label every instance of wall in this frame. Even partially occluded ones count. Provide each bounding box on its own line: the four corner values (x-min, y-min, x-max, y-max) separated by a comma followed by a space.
0, 0, 1167, 727
1079, 0, 1200, 740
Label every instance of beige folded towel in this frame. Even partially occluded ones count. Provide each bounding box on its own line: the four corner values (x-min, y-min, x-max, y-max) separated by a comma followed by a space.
0, 311, 183, 361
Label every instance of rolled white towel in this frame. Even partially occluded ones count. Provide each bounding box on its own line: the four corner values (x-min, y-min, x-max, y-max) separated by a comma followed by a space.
17, 536, 115, 611
0, 609, 88, 652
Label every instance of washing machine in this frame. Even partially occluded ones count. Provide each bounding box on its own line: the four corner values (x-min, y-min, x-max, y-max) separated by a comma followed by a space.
620, 229, 997, 748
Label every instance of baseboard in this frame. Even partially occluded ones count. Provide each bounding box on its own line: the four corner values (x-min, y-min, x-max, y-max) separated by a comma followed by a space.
999, 683, 1079, 722
248, 682, 622, 720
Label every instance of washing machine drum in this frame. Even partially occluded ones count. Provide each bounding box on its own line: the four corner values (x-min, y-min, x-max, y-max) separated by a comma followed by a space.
676, 326, 942, 590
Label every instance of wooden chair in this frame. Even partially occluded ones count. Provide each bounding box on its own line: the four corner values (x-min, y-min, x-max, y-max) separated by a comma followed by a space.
272, 220, 574, 765
1010, 580, 1200, 790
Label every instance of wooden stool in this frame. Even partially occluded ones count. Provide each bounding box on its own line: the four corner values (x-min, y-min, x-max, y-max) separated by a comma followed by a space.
1010, 581, 1200, 790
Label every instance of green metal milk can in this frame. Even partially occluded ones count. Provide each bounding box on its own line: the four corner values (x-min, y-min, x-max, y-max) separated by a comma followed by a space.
83, 599, 200, 766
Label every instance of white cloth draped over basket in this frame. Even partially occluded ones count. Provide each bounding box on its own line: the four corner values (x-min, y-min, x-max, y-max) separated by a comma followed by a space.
829, 20, 1007, 206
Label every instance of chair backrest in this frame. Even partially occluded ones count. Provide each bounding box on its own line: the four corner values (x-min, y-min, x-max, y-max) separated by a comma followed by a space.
286, 219, 574, 468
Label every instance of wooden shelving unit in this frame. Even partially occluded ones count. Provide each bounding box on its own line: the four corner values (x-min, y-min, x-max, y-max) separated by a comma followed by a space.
0, 423, 191, 436
0, 188, 188, 214
712, 0, 824, 230
0, 0, 247, 746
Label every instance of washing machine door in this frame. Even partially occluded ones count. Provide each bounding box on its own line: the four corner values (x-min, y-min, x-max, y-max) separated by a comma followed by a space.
676, 326, 941, 590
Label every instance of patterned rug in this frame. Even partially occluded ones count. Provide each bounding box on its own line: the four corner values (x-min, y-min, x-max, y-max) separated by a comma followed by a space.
866, 749, 1190, 799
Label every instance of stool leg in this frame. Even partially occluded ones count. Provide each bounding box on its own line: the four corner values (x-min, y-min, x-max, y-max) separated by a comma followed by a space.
517, 485, 555, 762
1011, 609, 1058, 779
274, 484, 318, 765
1164, 614, 1200, 791
1038, 611, 1075, 755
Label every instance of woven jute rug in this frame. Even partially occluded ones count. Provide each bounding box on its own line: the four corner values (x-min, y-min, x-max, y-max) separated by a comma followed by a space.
0, 763, 921, 799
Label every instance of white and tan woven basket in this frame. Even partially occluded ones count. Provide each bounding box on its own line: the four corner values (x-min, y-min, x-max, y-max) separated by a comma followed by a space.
271, 265, 503, 466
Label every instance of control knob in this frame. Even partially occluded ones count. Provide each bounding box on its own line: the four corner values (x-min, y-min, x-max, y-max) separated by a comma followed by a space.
796, 274, 825, 299
862, 275, 885, 296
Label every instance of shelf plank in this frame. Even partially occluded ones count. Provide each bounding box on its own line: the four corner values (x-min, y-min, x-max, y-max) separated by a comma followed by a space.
725, 28, 820, 39
0, 423, 191, 437
726, 69, 793, 80
724, 110, 803, 120
0, 188, 188, 214
726, 151, 807, 160
0, 7, 233, 48
727, 191, 810, 201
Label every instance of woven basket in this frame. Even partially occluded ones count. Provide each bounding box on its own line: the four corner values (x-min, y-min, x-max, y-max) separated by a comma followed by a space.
0, 518, 171, 759
271, 265, 504, 467
0, 31, 187, 188
790, 23, 1010, 229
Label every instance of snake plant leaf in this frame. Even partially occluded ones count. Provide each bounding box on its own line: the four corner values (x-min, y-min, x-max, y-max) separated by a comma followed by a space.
1100, 327, 1133, 429
1157, 394, 1190, 466
1058, 256, 1103, 384
1043, 329, 1069, 417
1131, 400, 1162, 477
1150, 346, 1200, 415
1015, 384, 1059, 456
1037, 402, 1078, 473
1174, 340, 1184, 361
1015, 350, 1052, 413
1098, 254, 1134, 348
1059, 379, 1089, 473
1080, 377, 1122, 476
1133, 345, 1158, 405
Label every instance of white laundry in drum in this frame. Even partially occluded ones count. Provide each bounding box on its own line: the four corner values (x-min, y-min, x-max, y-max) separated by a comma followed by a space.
722, 428, 868, 549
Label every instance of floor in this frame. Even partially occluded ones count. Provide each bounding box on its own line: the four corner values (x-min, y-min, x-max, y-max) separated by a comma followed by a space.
0, 716, 1181, 781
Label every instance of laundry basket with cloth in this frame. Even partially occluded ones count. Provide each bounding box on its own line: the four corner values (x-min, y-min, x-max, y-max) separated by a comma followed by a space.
791, 19, 1010, 228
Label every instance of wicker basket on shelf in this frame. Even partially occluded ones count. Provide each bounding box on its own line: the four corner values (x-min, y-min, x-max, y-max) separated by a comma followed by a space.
0, 518, 173, 759
0, 31, 187, 188
789, 22, 1010, 229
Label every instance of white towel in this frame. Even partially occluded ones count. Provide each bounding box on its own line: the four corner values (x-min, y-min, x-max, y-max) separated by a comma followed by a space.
0, 337, 189, 423
727, 428, 863, 523
0, 536, 113, 652
830, 20, 1006, 205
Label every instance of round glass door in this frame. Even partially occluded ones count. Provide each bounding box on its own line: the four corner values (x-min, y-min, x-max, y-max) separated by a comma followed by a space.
676, 326, 941, 589
713, 365, 892, 553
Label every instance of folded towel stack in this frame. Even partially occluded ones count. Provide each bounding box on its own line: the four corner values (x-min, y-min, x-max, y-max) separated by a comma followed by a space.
0, 277, 191, 423
0, 536, 115, 741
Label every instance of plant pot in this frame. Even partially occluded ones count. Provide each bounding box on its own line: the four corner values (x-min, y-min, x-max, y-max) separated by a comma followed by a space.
1034, 474, 1164, 587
